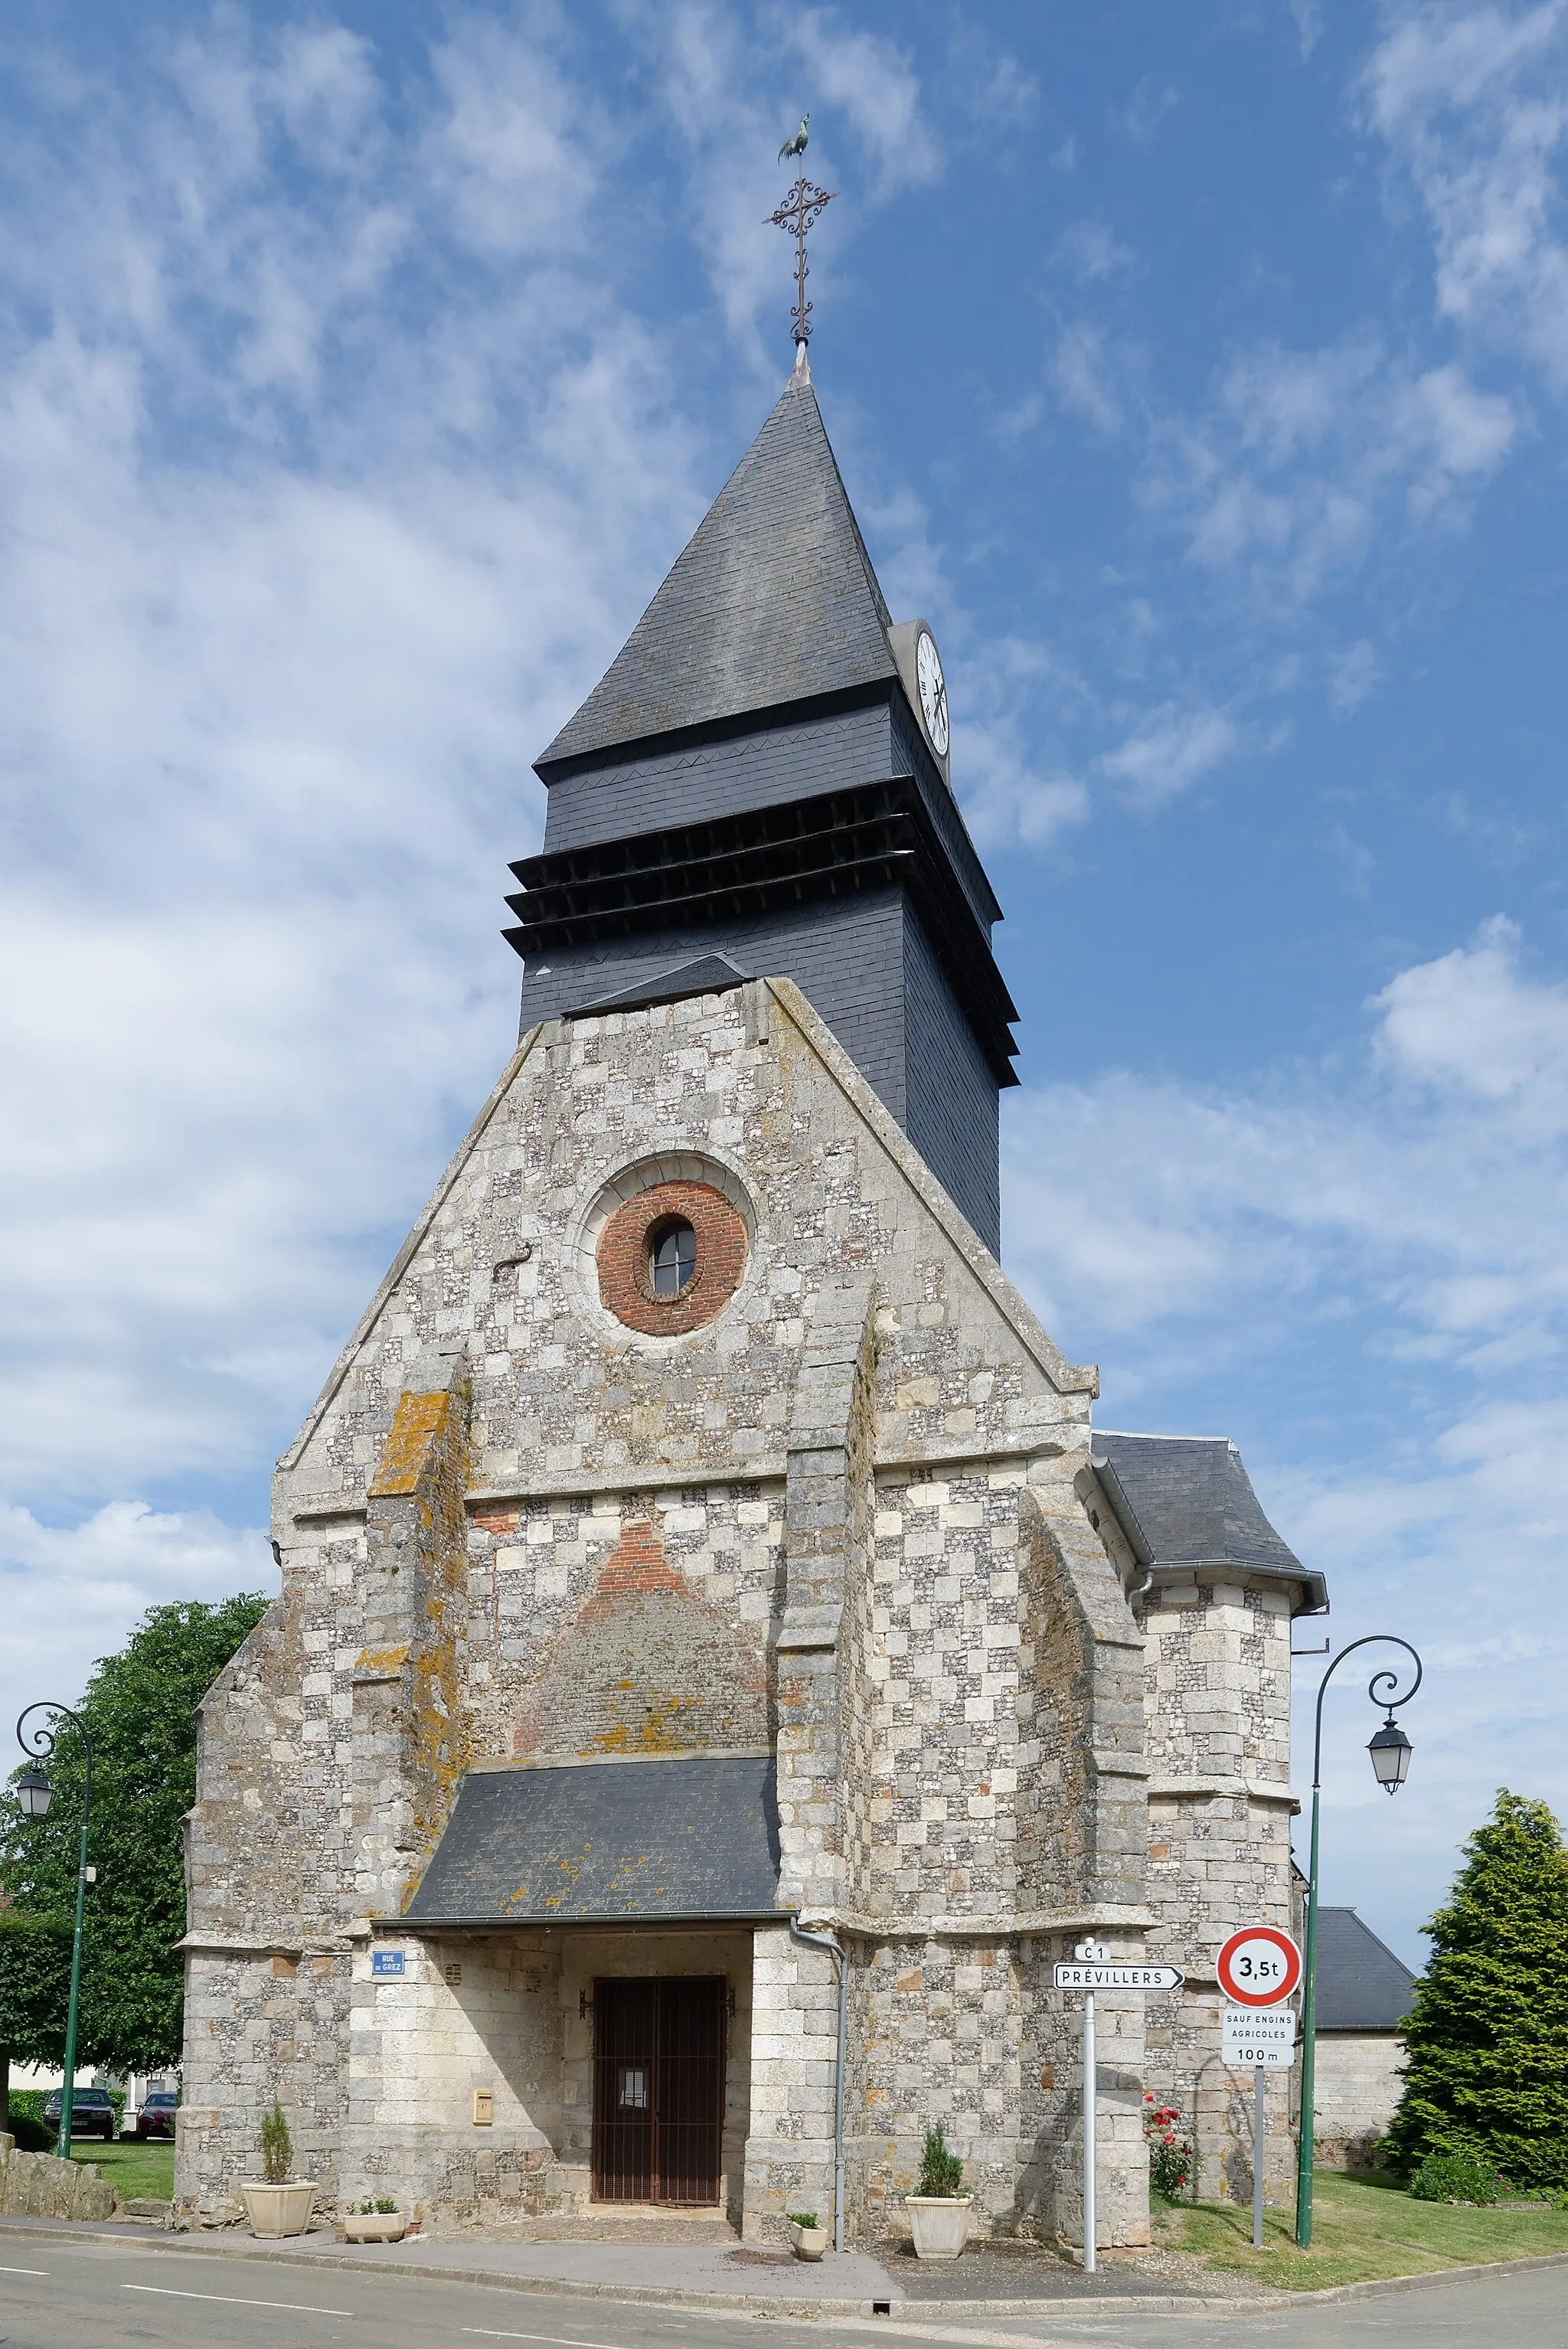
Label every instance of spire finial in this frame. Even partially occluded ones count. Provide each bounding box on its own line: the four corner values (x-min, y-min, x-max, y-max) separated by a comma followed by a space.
766, 171, 838, 351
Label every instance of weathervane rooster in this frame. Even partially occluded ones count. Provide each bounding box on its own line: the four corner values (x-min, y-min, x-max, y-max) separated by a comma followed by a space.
777, 113, 809, 164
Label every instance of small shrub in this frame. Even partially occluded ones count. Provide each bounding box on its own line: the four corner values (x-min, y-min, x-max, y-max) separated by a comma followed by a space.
1144, 2092, 1194, 2199
7, 2112, 54, 2152
1410, 2151, 1508, 2204
374, 2198, 397, 2215
260, 2099, 292, 2185
786, 2210, 818, 2230
917, 2121, 965, 2198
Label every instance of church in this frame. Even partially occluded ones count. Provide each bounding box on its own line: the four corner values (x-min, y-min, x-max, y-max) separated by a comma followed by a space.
175, 340, 1324, 2249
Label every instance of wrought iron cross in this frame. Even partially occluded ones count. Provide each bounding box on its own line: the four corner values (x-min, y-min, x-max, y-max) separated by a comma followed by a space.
766, 175, 838, 345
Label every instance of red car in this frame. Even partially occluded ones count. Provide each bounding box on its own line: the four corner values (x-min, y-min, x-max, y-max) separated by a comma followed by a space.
134, 2092, 178, 2140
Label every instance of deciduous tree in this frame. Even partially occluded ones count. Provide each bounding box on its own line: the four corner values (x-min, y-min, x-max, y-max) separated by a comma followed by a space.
0, 1594, 268, 2079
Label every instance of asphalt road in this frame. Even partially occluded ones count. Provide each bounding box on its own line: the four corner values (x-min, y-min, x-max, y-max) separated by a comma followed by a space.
0, 2240, 1565, 2349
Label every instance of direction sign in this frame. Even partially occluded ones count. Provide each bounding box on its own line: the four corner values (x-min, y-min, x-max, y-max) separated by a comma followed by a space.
1053, 1962, 1184, 1991
1216, 1926, 1301, 2007
1222, 2004, 1295, 2067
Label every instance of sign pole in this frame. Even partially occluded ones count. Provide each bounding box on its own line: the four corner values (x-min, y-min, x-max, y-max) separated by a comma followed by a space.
1083, 1977, 1096, 2274
1050, 1940, 1184, 2273
1215, 1923, 1303, 2256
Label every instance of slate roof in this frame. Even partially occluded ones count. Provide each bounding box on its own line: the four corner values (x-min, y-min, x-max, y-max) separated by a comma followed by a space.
1315, 1906, 1418, 2031
403, 1754, 782, 1926
567, 953, 751, 1017
1091, 1432, 1328, 1611
537, 363, 898, 769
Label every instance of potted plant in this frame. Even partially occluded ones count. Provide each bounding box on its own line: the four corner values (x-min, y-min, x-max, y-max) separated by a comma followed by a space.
786, 2209, 829, 2261
240, 2100, 317, 2238
904, 2121, 972, 2260
341, 2197, 407, 2243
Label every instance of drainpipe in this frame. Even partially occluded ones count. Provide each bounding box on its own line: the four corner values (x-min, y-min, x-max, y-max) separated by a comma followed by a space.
790, 1916, 847, 2253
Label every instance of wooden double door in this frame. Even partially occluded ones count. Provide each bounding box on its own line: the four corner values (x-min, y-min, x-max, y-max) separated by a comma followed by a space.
591, 1975, 727, 2206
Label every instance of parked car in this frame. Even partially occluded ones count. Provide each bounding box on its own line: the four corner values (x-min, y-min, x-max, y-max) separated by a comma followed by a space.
41, 2087, 116, 2140
133, 2091, 178, 2140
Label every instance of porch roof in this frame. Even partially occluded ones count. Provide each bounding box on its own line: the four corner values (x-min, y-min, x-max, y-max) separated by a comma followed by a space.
402, 1753, 782, 1927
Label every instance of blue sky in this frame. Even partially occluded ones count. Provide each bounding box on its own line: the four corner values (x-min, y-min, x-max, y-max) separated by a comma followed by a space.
2, 1, 1566, 1968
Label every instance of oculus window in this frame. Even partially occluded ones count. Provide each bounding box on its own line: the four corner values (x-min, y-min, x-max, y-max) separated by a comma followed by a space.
649, 1217, 697, 1298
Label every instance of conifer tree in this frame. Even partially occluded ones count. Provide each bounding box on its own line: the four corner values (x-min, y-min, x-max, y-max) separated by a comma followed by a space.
1383, 1789, 1568, 2190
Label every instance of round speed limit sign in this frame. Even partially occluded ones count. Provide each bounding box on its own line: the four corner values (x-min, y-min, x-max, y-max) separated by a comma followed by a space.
1217, 1925, 1302, 2006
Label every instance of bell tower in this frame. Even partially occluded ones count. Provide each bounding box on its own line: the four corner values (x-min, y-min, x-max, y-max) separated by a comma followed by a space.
505, 354, 1018, 1253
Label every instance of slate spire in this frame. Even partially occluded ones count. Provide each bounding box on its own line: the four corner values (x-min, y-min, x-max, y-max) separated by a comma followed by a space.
537, 362, 899, 769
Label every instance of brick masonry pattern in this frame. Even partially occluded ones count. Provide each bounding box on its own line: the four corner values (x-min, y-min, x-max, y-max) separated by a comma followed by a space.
596, 1178, 748, 1337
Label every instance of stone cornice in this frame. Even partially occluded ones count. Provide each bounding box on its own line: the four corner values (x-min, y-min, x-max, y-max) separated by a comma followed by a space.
1148, 1772, 1299, 1810
792, 1903, 1159, 1942
176, 1933, 353, 1956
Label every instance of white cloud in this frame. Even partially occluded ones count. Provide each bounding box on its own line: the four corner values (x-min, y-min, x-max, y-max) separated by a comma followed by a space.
1051, 319, 1132, 435
1365, 2, 1568, 387
0, 1505, 276, 1772
0, 11, 714, 1730
1326, 637, 1386, 715
1289, 0, 1325, 59
1004, 915, 1568, 1351
1373, 913, 1568, 1125
1168, 338, 1514, 601
1096, 701, 1240, 807
1052, 218, 1136, 283
423, 18, 599, 258
1329, 821, 1376, 897
1118, 76, 1179, 143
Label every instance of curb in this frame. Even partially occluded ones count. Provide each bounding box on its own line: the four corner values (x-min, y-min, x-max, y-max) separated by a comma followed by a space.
3, 2214, 1567, 2321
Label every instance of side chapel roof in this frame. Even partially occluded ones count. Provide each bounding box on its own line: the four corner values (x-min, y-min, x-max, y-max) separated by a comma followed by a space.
537, 361, 899, 769
1315, 1906, 1419, 2031
1092, 1431, 1327, 1612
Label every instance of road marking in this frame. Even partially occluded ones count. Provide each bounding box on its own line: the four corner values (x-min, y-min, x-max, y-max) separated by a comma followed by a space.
0, 2265, 49, 2276
123, 2283, 356, 2315
462, 2331, 643, 2349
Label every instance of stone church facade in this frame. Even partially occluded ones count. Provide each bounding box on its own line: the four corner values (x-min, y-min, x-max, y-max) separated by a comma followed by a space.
176, 352, 1325, 2247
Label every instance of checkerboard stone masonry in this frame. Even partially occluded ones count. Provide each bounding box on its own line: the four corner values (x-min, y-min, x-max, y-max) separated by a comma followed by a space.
177, 975, 1312, 2245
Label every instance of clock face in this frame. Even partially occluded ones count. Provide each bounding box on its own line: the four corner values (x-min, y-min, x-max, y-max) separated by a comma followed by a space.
916, 629, 949, 758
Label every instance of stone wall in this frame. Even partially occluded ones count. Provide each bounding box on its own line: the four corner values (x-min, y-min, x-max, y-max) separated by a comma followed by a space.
1312, 2034, 1405, 2171
178, 1949, 352, 2213
178, 974, 1304, 2246
1140, 1574, 1298, 2205
0, 2135, 114, 2220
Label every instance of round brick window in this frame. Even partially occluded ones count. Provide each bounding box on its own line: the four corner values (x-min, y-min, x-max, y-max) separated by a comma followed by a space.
596, 1180, 748, 1336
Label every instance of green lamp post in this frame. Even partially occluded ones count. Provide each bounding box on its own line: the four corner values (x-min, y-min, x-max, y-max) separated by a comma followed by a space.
15, 1703, 94, 2161
1295, 1636, 1422, 2249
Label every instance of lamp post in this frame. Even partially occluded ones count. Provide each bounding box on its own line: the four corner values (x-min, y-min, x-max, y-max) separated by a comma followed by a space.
15, 1704, 94, 2161
1295, 1636, 1423, 2249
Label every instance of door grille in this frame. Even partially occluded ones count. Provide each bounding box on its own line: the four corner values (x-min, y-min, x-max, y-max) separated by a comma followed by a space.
591, 1975, 727, 2205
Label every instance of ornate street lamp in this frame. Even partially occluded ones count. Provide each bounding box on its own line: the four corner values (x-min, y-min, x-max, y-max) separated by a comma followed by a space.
1295, 1637, 1423, 2248
1367, 1715, 1413, 1792
14, 1704, 94, 2160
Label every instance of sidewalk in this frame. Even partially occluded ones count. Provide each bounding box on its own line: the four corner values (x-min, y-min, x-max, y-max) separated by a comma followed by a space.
8, 2207, 1564, 2324
0, 2209, 1243, 2316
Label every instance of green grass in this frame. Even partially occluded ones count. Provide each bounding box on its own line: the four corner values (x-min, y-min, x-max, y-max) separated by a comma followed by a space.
1155, 2168, 1568, 2293
70, 2137, 175, 2200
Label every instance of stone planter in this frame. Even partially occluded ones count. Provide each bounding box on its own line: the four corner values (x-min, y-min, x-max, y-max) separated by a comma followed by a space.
341, 2210, 407, 2243
240, 2181, 317, 2238
905, 2195, 972, 2260
788, 2219, 829, 2261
